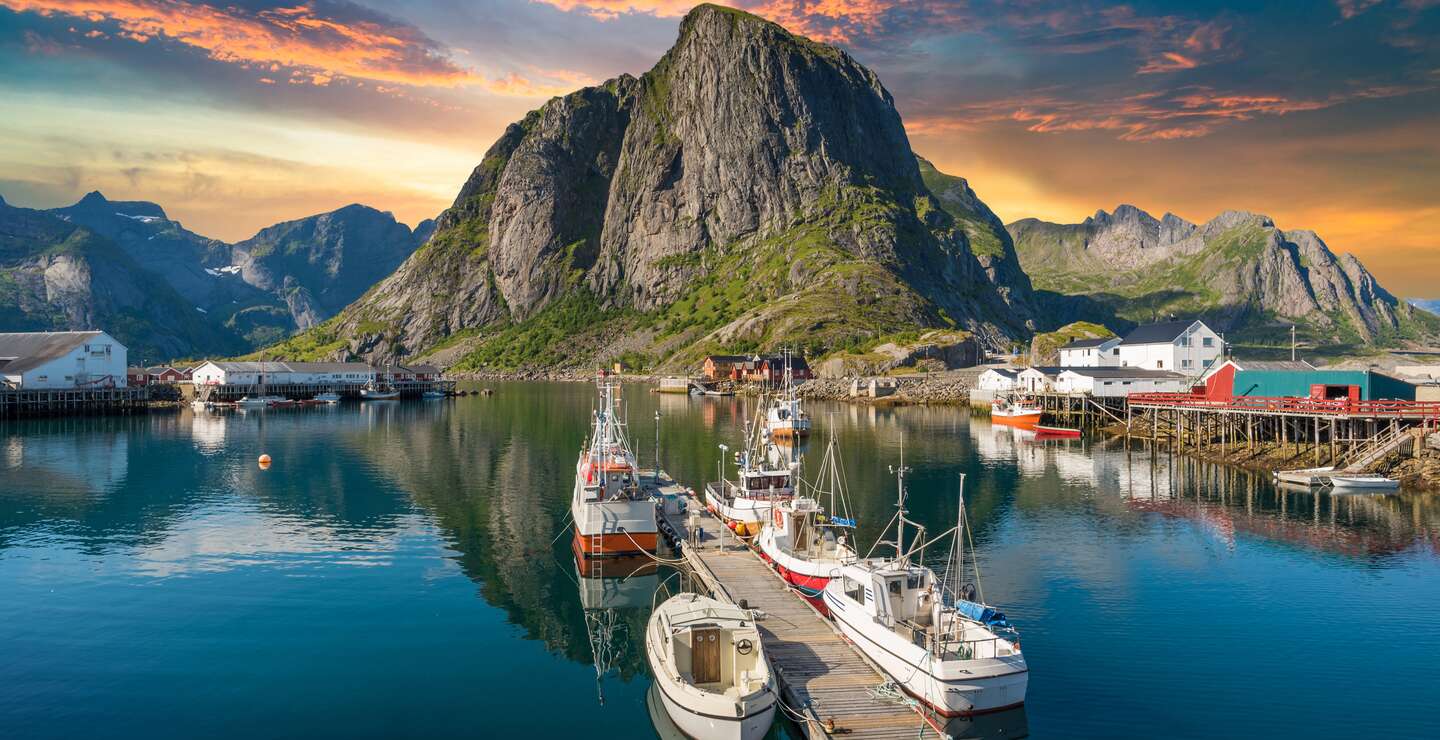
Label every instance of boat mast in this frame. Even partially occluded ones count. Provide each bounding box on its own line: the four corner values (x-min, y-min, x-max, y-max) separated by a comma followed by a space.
890, 446, 910, 563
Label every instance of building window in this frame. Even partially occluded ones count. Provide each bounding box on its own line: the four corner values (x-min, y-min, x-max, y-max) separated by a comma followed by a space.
1202, 337, 1214, 348
1157, 361, 1164, 369
1113, 348, 1120, 356
1182, 359, 1193, 369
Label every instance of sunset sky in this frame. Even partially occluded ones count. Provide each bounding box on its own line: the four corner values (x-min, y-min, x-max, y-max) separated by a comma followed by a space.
1, 0, 1437, 296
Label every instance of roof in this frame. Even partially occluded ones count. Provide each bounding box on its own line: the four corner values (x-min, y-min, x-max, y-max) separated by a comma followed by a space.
1232, 359, 1315, 372
982, 368, 1019, 378
402, 364, 441, 374
146, 365, 179, 374
704, 355, 750, 363
1019, 366, 1065, 377
1059, 367, 1189, 379
760, 355, 810, 370
1060, 337, 1118, 350
1120, 320, 1198, 345
197, 361, 274, 372
284, 362, 373, 373
0, 331, 109, 375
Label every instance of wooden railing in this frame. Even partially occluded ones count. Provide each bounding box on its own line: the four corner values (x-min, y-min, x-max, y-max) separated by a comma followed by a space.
1127, 393, 1440, 417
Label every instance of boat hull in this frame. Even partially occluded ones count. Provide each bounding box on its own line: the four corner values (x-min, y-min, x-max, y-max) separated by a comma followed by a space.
653, 676, 776, 740
992, 412, 1041, 428
706, 497, 768, 537
572, 529, 659, 556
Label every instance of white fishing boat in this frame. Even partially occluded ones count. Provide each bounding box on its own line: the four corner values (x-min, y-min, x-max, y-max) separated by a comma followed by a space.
314, 392, 341, 404
362, 368, 400, 400
823, 466, 1028, 717
645, 593, 776, 740
705, 421, 795, 537
756, 432, 857, 598
571, 374, 659, 557
1327, 474, 1400, 491
421, 390, 447, 399
764, 354, 810, 440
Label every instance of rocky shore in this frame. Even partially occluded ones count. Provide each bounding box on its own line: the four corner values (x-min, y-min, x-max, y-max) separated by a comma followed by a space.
797, 374, 972, 406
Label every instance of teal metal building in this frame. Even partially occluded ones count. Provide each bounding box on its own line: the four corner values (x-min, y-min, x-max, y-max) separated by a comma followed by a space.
1231, 369, 1416, 401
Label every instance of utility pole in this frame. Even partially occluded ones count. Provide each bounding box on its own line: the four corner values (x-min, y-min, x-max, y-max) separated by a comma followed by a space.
1291, 325, 1297, 362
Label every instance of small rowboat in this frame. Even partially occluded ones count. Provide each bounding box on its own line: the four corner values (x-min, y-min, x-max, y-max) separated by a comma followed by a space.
1034, 425, 1081, 438
646, 593, 776, 740
1327, 474, 1400, 491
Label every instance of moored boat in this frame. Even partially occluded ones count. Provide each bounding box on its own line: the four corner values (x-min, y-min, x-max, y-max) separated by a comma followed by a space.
755, 432, 856, 599
991, 397, 1042, 427
763, 352, 810, 440
421, 390, 447, 399
822, 466, 1028, 717
361, 386, 399, 400
314, 391, 341, 404
1274, 467, 1335, 486
1327, 474, 1400, 491
572, 374, 659, 557
645, 592, 776, 740
705, 427, 795, 537
1034, 425, 1081, 438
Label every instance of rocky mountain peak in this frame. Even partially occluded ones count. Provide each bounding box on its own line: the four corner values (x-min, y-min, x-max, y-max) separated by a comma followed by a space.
278, 3, 1035, 367
68, 190, 168, 220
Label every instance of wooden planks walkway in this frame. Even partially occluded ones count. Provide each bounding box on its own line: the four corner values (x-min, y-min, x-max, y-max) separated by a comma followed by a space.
664, 495, 939, 739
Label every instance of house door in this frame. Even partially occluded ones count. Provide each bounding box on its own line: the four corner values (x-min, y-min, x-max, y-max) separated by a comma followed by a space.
692, 628, 722, 684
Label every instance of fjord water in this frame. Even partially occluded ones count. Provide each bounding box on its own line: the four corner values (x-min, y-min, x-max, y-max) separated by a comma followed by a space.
3, 383, 1438, 739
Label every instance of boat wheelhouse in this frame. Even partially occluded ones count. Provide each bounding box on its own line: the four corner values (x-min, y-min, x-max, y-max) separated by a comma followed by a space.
990, 397, 1042, 427
705, 435, 795, 537
571, 376, 659, 556
755, 433, 857, 598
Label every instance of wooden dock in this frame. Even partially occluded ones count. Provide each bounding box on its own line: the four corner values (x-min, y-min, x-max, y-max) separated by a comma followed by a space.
661, 493, 940, 739
0, 386, 149, 418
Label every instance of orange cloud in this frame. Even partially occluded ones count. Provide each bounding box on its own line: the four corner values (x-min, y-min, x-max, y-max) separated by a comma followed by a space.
1, 0, 474, 87
1138, 51, 1198, 74
531, 0, 901, 43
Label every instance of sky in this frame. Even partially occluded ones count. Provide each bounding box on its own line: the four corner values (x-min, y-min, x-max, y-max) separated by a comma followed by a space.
1, 0, 1437, 296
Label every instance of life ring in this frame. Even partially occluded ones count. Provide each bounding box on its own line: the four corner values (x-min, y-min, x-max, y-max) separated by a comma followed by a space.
735, 638, 754, 655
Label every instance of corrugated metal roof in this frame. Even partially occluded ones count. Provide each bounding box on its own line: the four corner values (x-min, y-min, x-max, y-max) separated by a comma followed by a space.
1020, 366, 1066, 377
0, 331, 109, 375
1120, 320, 1196, 345
1060, 367, 1188, 379
1233, 359, 1316, 371
983, 368, 1019, 378
285, 362, 373, 373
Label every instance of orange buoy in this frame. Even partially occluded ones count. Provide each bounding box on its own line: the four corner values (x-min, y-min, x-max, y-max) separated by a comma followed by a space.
258, 454, 272, 469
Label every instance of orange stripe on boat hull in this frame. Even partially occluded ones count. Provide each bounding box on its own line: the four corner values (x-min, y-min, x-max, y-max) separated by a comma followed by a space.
572, 529, 658, 557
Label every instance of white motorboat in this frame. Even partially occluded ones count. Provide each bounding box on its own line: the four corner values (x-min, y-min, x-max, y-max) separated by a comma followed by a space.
236, 395, 290, 408
763, 354, 810, 440
1327, 474, 1400, 491
822, 467, 1028, 717
361, 386, 399, 400
571, 374, 659, 557
314, 392, 341, 404
421, 390, 447, 399
706, 423, 795, 537
756, 432, 857, 598
645, 593, 776, 740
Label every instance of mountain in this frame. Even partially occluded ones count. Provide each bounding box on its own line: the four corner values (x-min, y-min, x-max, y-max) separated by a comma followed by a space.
32, 192, 425, 353
0, 200, 243, 359
229, 204, 426, 331
1008, 205, 1440, 352
271, 4, 1035, 370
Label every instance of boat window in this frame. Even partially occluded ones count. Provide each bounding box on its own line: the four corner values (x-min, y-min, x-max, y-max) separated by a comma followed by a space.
888, 578, 903, 596
907, 574, 923, 590
844, 577, 865, 604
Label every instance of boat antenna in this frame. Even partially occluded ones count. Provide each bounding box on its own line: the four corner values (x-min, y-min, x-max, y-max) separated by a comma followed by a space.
889, 439, 910, 563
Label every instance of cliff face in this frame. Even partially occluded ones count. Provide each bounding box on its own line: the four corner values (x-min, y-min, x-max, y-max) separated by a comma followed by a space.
297, 5, 1035, 368
1008, 206, 1440, 349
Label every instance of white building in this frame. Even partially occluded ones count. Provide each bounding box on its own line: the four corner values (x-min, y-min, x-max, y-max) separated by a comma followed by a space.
1115, 320, 1224, 376
1016, 366, 1063, 393
976, 368, 1019, 392
1058, 337, 1121, 367
1054, 368, 1193, 398
191, 361, 374, 386
0, 331, 128, 389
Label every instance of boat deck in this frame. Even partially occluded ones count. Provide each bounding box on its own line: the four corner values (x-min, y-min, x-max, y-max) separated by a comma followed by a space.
661, 494, 941, 739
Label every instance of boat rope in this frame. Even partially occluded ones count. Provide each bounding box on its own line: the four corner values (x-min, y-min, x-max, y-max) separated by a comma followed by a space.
617, 529, 688, 566
548, 511, 575, 547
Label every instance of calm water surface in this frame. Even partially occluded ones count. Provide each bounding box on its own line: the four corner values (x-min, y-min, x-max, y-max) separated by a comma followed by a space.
3, 382, 1438, 739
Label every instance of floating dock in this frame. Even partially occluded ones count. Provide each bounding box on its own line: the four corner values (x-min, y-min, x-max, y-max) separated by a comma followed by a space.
660, 492, 942, 739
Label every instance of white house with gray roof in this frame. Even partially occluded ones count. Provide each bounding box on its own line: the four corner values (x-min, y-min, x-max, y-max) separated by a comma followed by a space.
0, 331, 127, 390
1058, 336, 1122, 367
1115, 320, 1224, 376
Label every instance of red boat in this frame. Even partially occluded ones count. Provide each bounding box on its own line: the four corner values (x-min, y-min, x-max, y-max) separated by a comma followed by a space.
1035, 425, 1081, 438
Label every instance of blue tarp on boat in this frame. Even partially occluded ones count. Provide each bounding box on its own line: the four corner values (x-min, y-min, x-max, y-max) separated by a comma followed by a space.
947, 596, 1010, 628
830, 516, 856, 527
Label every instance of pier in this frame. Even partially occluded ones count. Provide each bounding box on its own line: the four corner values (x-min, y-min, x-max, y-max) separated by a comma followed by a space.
0, 387, 150, 418
191, 379, 455, 403
660, 493, 942, 739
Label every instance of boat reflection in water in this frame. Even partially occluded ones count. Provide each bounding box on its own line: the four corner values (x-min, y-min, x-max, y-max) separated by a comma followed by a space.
942, 705, 1030, 739
573, 547, 659, 705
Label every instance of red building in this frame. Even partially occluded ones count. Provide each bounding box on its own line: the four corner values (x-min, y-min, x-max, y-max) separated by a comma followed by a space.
146, 365, 186, 384
126, 367, 149, 387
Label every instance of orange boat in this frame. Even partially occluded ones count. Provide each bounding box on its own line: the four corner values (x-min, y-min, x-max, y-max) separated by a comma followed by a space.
571, 375, 659, 557
991, 398, 1042, 427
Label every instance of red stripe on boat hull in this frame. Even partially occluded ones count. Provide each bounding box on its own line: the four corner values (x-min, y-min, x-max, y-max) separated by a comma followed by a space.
572, 529, 657, 557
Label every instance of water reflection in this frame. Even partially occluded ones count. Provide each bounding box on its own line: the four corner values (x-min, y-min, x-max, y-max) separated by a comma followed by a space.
1, 384, 1437, 739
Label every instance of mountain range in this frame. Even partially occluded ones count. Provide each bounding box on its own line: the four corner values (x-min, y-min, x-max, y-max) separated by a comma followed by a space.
1008, 206, 1440, 353
269, 4, 1036, 370
6, 5, 1434, 367
0, 191, 428, 360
